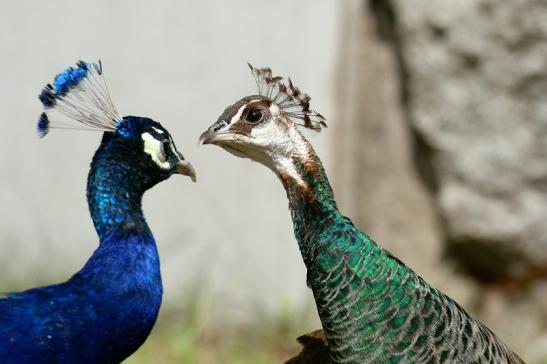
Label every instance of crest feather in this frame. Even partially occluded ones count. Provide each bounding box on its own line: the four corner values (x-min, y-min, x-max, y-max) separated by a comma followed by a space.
37, 60, 121, 138
247, 63, 327, 131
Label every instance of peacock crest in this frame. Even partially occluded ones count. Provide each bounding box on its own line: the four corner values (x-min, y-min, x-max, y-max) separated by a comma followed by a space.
247, 63, 327, 131
37, 60, 122, 137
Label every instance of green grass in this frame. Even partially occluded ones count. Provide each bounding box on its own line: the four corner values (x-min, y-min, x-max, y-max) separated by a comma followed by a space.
125, 294, 320, 364
124, 323, 282, 364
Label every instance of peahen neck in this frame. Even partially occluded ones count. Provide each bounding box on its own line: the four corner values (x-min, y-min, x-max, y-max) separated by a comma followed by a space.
272, 130, 339, 267
87, 133, 155, 241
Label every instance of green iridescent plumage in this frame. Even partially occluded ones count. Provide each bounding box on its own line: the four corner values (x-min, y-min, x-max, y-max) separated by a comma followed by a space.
200, 64, 525, 364
284, 154, 524, 363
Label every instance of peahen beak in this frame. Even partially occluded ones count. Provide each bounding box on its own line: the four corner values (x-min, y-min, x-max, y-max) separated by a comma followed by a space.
198, 126, 217, 146
174, 159, 196, 182
198, 126, 236, 146
198, 125, 250, 160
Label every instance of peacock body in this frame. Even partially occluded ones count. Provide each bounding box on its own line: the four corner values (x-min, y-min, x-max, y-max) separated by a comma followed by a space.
0, 61, 195, 364
199, 64, 524, 364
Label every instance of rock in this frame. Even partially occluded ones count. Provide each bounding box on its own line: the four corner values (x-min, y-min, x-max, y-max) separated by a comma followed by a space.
393, 0, 547, 281
334, 1, 547, 361
332, 0, 442, 277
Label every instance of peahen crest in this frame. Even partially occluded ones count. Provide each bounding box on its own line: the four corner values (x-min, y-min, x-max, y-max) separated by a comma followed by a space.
37, 60, 122, 137
247, 63, 327, 131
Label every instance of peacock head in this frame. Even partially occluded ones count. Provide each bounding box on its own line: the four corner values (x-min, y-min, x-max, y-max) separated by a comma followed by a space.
37, 60, 196, 183
103, 116, 196, 183
198, 64, 326, 173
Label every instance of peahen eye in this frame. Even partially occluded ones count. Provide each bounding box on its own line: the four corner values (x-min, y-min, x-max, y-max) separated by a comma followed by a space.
246, 109, 263, 124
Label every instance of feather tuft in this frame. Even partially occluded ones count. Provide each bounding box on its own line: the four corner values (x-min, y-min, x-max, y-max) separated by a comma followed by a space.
248, 63, 327, 131
53, 66, 86, 94
39, 84, 56, 108
37, 112, 50, 138
36, 60, 121, 138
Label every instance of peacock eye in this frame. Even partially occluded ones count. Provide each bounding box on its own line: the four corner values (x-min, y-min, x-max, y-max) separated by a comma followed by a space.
246, 109, 263, 124
162, 140, 172, 158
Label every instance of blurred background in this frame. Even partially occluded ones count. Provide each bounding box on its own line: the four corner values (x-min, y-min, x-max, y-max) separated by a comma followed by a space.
0, 0, 545, 363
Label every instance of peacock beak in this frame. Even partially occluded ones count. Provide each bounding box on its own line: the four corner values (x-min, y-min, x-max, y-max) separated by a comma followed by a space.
174, 159, 196, 182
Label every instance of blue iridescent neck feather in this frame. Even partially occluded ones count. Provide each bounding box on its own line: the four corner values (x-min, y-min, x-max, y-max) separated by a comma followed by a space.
88, 130, 151, 241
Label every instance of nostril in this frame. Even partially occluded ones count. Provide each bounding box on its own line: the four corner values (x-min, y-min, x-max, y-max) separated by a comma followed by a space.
212, 120, 228, 132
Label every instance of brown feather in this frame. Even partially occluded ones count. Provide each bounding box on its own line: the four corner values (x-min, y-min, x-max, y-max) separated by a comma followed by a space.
247, 63, 327, 131
284, 330, 330, 364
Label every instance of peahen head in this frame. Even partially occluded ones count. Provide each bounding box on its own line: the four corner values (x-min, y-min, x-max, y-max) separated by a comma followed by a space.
37, 61, 196, 185
199, 64, 326, 186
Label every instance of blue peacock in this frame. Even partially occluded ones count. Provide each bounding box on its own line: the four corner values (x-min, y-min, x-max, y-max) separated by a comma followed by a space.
199, 64, 525, 364
0, 60, 196, 364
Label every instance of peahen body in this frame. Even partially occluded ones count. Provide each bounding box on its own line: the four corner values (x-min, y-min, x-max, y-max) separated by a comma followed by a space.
199, 65, 525, 364
0, 61, 196, 364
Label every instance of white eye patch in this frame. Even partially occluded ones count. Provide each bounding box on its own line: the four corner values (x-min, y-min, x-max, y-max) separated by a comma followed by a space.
229, 103, 248, 125
141, 132, 171, 170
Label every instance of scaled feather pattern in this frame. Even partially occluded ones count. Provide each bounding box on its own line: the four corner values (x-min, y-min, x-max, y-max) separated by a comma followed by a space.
282, 140, 525, 364
204, 64, 526, 363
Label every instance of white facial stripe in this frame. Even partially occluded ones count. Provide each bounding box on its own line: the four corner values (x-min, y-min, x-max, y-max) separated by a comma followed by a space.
167, 135, 179, 155
152, 127, 164, 134
141, 132, 171, 170
229, 103, 248, 125
228, 99, 272, 126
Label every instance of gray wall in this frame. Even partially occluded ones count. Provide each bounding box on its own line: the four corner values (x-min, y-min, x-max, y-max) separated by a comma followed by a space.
0, 1, 338, 318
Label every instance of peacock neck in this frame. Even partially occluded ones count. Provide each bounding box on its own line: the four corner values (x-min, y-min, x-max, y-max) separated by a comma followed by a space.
87, 136, 153, 242
275, 141, 339, 268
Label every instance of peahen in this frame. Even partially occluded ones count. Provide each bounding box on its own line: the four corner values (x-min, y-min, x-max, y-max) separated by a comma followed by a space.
0, 61, 196, 364
198, 64, 525, 363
